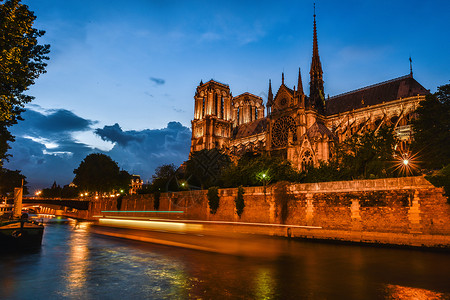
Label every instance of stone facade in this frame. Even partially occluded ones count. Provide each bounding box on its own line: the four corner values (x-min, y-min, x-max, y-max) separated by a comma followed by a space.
88, 176, 450, 248
189, 13, 429, 170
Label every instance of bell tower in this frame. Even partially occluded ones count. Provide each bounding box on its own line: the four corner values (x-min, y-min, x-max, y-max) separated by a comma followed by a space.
190, 80, 233, 155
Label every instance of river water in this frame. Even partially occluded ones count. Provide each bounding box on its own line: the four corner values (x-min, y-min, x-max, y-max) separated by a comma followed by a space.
1, 221, 449, 299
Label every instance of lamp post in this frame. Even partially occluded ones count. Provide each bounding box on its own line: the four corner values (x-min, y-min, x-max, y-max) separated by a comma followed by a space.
262, 173, 267, 194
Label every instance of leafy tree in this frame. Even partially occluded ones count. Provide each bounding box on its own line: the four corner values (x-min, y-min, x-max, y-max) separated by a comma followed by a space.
221, 153, 301, 187
0, 0, 50, 161
304, 126, 399, 182
332, 126, 398, 179
0, 168, 27, 196
61, 185, 79, 198
207, 186, 220, 214
425, 164, 450, 203
412, 84, 450, 170
185, 149, 231, 189
151, 163, 178, 192
235, 186, 245, 217
73, 153, 131, 194
42, 181, 62, 198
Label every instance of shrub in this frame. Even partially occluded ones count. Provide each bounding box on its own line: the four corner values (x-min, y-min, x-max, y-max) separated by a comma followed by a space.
207, 186, 220, 214
153, 190, 161, 210
235, 186, 245, 217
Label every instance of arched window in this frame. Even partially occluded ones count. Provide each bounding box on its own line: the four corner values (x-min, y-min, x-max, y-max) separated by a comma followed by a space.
221, 96, 224, 118
202, 97, 205, 118
301, 150, 314, 171
214, 94, 218, 115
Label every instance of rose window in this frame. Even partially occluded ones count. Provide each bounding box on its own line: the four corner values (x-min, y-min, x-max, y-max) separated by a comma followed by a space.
272, 116, 296, 148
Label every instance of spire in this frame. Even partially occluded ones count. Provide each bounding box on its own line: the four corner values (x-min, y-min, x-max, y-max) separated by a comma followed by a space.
267, 79, 273, 107
297, 67, 304, 95
282, 72, 285, 85
309, 3, 325, 112
200, 79, 203, 86
409, 56, 413, 77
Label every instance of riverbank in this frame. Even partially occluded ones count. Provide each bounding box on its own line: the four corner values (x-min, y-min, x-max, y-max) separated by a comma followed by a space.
69, 176, 450, 250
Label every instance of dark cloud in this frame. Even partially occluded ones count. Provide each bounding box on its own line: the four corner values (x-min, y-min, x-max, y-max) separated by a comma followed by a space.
95, 123, 143, 146
13, 108, 94, 138
95, 121, 191, 180
5, 107, 192, 191
149, 77, 165, 85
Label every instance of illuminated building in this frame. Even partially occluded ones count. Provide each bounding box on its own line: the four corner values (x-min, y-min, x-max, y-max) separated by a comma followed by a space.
189, 11, 429, 170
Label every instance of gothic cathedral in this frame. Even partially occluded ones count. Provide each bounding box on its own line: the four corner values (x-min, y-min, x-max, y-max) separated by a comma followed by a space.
190, 12, 429, 171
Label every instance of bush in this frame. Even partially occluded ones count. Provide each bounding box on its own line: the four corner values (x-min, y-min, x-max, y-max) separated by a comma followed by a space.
235, 186, 245, 217
153, 190, 161, 210
207, 186, 220, 214
425, 164, 450, 203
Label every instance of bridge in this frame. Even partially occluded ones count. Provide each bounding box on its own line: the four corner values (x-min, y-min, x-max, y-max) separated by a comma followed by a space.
22, 197, 90, 210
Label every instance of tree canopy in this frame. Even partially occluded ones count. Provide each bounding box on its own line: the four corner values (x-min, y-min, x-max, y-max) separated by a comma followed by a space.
304, 126, 400, 182
0, 168, 27, 196
0, 0, 50, 163
221, 153, 301, 187
184, 149, 231, 189
412, 84, 450, 170
73, 153, 131, 194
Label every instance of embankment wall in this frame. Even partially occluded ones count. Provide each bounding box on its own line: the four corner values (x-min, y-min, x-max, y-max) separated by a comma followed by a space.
86, 176, 450, 247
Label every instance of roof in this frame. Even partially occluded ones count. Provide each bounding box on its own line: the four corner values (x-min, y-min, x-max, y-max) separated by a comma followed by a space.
233, 118, 267, 139
199, 79, 229, 88
233, 92, 263, 100
325, 75, 429, 115
274, 84, 294, 100
303, 121, 337, 141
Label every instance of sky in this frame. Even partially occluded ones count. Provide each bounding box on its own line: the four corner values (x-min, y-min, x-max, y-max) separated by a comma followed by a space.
4, 0, 450, 192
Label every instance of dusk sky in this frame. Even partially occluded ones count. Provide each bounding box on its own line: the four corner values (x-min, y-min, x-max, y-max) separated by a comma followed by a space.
5, 0, 450, 192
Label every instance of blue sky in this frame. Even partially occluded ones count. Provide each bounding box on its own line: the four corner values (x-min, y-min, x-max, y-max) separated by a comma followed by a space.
4, 0, 450, 192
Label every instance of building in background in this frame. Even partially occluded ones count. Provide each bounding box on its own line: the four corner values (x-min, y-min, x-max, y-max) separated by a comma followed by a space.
190, 12, 429, 170
129, 175, 143, 195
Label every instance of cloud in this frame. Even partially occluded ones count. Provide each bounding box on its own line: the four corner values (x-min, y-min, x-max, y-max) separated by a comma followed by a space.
95, 123, 143, 146
149, 77, 166, 85
14, 108, 95, 138
5, 107, 191, 190
94, 121, 191, 179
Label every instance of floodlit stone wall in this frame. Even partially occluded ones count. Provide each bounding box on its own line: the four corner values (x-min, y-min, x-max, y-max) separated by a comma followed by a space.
90, 176, 450, 237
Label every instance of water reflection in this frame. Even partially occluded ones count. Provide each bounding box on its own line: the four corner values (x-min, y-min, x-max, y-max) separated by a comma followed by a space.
62, 222, 89, 297
254, 267, 275, 299
0, 223, 449, 299
385, 284, 448, 300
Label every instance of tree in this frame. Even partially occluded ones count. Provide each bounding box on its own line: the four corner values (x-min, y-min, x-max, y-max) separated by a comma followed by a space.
185, 149, 231, 189
0, 0, 50, 162
73, 153, 131, 194
304, 126, 400, 182
0, 168, 27, 196
333, 126, 398, 179
221, 153, 301, 187
412, 84, 450, 170
151, 163, 178, 192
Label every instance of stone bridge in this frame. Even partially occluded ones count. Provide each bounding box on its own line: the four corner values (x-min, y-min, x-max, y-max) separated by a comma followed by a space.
23, 197, 90, 210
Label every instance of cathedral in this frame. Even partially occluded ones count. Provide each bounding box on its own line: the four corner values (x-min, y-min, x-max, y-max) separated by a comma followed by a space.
189, 12, 429, 171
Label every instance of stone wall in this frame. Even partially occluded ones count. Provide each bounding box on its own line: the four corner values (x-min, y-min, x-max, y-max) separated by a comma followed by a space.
89, 176, 450, 237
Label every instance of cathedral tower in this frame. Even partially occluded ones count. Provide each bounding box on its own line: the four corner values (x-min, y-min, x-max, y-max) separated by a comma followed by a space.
190, 80, 233, 155
309, 5, 325, 113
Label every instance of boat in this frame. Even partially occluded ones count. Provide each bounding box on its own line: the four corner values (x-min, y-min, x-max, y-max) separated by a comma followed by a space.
0, 185, 44, 251
0, 216, 44, 251
0, 203, 13, 216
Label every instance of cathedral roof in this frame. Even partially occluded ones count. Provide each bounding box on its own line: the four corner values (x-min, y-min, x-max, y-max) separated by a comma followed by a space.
233, 118, 267, 139
325, 75, 429, 115
304, 121, 337, 141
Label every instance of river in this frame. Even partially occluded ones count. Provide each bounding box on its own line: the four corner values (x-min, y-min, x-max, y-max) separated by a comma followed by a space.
0, 221, 449, 299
